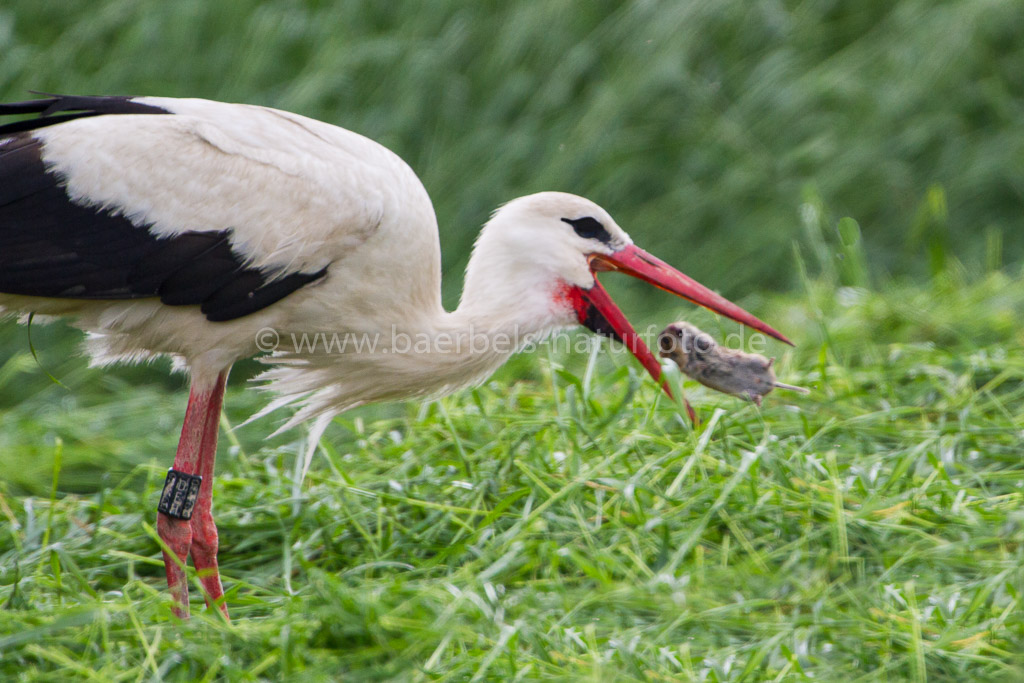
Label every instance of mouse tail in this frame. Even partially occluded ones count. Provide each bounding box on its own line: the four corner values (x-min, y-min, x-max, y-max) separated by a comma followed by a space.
772, 381, 810, 394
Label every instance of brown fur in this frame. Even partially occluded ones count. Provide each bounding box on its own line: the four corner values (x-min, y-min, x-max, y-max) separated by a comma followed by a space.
658, 322, 807, 406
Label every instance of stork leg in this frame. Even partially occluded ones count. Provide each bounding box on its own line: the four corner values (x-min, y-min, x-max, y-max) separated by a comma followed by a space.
189, 370, 229, 617
156, 370, 229, 619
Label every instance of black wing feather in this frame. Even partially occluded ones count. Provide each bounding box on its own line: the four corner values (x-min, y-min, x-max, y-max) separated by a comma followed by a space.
0, 96, 328, 321
0, 95, 170, 136
201, 268, 328, 323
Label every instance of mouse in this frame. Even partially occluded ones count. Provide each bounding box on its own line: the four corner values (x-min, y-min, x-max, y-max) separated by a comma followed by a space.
658, 322, 808, 406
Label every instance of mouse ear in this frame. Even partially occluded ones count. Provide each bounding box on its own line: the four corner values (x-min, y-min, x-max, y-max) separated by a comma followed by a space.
767, 357, 775, 368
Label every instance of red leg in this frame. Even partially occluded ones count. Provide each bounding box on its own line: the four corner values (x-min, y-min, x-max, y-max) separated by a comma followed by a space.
156, 370, 228, 618
189, 371, 229, 618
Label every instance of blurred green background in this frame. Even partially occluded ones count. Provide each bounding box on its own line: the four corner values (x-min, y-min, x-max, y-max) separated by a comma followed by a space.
1, 0, 1022, 491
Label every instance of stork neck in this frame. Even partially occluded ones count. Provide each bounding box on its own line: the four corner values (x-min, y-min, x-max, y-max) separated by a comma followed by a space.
449, 270, 564, 343
436, 231, 577, 365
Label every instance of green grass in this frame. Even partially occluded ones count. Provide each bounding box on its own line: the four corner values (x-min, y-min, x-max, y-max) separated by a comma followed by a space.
1, 261, 1022, 681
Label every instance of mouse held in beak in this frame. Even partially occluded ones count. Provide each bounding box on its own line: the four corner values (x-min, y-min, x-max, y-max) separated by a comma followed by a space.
657, 322, 808, 406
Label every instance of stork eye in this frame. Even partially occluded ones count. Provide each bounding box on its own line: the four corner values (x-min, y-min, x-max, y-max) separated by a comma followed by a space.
561, 216, 612, 244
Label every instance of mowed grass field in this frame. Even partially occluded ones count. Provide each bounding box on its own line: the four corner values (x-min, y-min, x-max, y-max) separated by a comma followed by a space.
1, 258, 1022, 680
2, 0, 1024, 680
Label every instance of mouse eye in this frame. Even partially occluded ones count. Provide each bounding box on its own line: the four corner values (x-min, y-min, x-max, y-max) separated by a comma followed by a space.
659, 334, 674, 352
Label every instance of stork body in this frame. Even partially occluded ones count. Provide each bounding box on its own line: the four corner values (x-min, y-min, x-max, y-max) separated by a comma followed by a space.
0, 96, 789, 618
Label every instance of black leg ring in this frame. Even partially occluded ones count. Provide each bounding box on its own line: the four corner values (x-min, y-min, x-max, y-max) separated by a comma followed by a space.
157, 468, 203, 520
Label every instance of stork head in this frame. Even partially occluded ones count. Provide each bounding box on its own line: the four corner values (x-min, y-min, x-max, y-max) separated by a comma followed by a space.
464, 191, 791, 392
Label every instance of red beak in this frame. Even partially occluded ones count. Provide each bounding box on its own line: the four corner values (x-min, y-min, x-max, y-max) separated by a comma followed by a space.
567, 244, 792, 407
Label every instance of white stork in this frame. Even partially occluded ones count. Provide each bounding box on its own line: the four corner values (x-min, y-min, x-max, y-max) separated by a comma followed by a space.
0, 95, 790, 618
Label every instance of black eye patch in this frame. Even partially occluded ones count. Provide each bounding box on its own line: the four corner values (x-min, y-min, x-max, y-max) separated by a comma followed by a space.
561, 216, 612, 244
